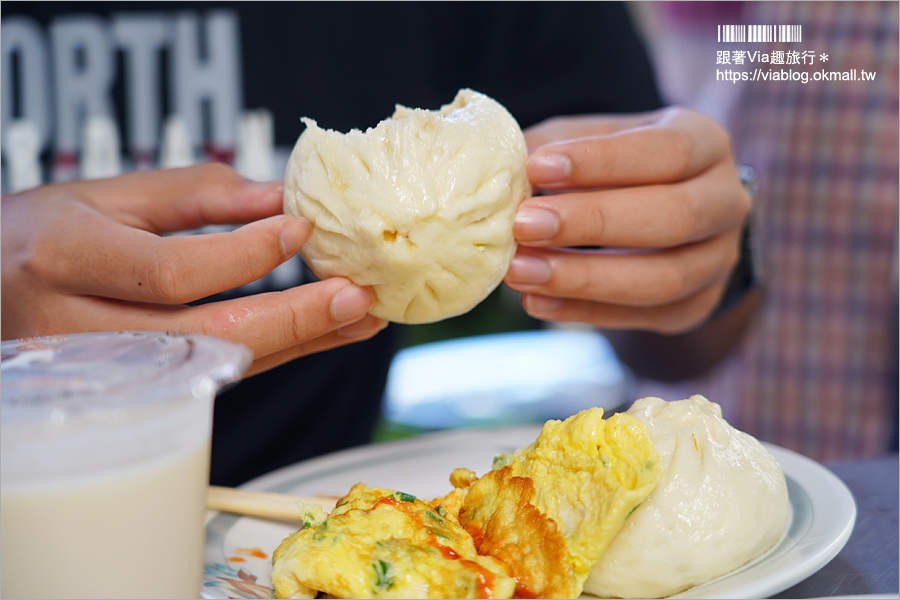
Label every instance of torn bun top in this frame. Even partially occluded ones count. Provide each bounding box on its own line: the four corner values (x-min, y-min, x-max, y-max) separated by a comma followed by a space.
283, 89, 530, 324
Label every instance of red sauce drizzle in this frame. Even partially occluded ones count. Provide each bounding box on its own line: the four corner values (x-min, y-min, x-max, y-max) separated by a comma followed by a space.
513, 581, 539, 599
461, 559, 497, 599
432, 543, 459, 560
367, 496, 422, 521
365, 496, 498, 598
234, 546, 268, 559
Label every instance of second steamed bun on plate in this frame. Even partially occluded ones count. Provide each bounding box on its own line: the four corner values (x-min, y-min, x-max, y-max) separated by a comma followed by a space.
584, 395, 790, 599
284, 89, 530, 324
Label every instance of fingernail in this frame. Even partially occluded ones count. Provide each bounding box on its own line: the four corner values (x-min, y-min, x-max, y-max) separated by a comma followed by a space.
514, 207, 560, 241
527, 153, 572, 184
524, 294, 563, 314
331, 285, 372, 322
279, 218, 309, 257
338, 317, 388, 338
253, 180, 284, 195
507, 255, 551, 285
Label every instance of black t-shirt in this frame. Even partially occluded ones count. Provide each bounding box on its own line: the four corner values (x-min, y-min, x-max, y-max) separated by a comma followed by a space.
2, 1, 662, 485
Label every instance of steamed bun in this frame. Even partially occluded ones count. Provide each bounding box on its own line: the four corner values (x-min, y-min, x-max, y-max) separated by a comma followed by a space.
584, 395, 789, 599
283, 89, 529, 324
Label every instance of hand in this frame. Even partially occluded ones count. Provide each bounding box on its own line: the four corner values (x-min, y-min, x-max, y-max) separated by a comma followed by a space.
504, 107, 751, 334
1, 163, 386, 376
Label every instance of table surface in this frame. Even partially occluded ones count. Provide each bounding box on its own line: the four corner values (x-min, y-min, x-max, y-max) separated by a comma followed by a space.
773, 453, 899, 598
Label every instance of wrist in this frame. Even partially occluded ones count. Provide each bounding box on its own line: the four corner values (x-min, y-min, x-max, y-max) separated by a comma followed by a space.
713, 166, 762, 317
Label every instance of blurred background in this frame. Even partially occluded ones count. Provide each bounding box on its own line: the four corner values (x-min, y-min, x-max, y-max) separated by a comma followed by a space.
2, 2, 657, 485
2, 2, 896, 487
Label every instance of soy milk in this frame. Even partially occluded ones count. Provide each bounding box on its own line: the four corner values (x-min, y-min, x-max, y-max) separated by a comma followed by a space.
0, 332, 251, 599
1, 439, 211, 599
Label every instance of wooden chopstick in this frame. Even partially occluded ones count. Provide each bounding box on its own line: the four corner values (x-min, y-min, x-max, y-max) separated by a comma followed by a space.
207, 485, 337, 521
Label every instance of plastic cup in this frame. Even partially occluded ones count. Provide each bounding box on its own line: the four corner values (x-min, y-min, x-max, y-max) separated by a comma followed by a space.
0, 331, 251, 599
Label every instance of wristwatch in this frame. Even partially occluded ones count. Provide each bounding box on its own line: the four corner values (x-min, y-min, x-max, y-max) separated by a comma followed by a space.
713, 165, 762, 316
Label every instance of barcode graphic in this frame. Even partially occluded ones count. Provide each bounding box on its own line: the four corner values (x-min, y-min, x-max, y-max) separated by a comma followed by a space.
718, 25, 802, 43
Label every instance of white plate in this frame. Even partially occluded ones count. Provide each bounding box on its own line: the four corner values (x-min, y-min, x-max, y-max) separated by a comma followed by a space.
202, 427, 856, 599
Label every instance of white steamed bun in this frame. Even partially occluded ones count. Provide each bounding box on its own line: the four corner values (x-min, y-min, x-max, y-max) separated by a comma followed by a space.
283, 88, 529, 324
584, 395, 789, 599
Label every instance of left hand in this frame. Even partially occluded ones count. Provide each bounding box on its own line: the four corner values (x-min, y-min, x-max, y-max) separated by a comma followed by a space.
504, 107, 751, 334
1, 164, 385, 377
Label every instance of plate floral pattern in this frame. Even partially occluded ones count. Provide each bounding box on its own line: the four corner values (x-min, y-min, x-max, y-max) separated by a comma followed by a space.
204, 562, 273, 599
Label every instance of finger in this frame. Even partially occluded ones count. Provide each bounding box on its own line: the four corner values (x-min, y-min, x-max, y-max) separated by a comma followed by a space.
66, 278, 375, 360
47, 207, 310, 304
520, 280, 725, 334
513, 161, 749, 248
73, 162, 284, 233
526, 108, 732, 188
245, 315, 388, 376
524, 113, 656, 151
179, 279, 375, 359
504, 233, 739, 307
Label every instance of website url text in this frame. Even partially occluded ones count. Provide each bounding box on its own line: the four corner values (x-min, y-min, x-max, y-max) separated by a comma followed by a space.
717, 68, 877, 84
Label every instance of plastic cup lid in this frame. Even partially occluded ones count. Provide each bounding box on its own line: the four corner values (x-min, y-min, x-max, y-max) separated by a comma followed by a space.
1, 331, 252, 426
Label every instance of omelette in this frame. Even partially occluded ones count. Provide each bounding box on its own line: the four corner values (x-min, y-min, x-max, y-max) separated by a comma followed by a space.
271, 484, 516, 599
451, 408, 661, 598
271, 407, 660, 599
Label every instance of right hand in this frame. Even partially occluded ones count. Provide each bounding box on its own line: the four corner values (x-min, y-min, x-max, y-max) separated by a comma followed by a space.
505, 108, 751, 334
1, 163, 386, 376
